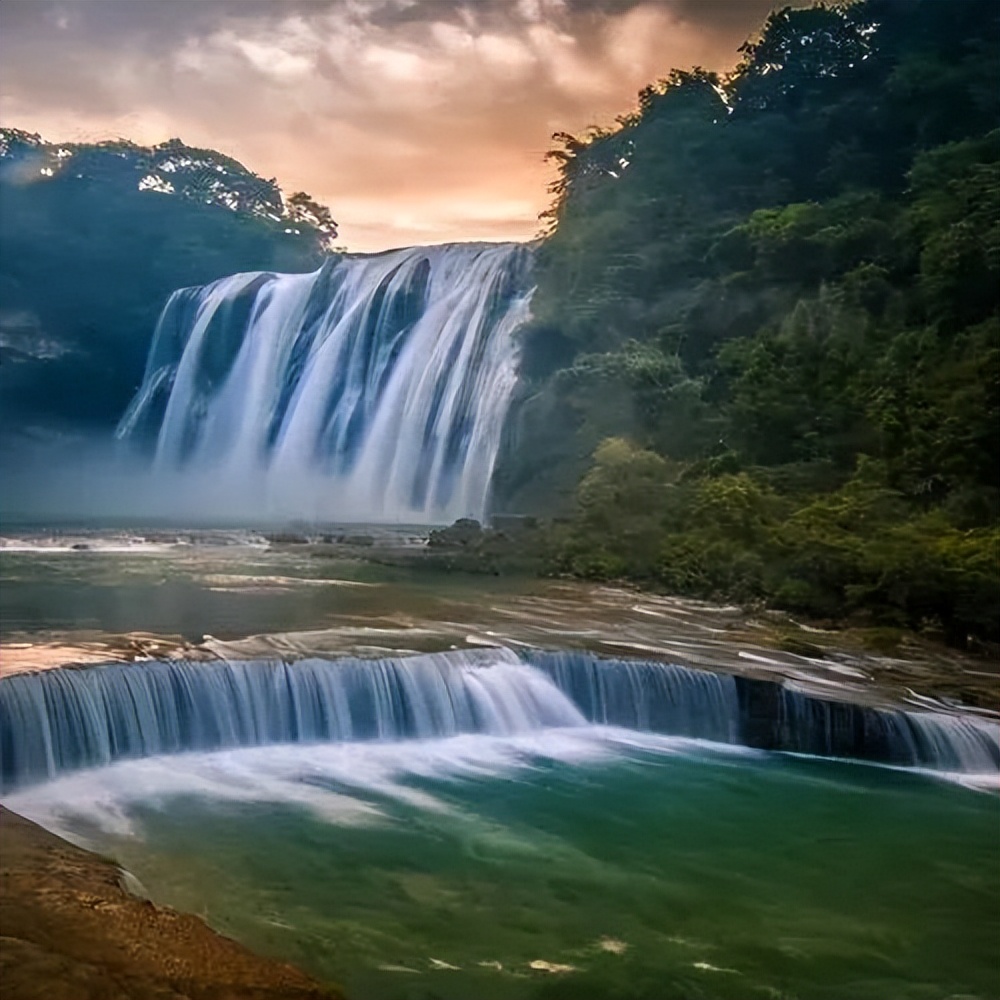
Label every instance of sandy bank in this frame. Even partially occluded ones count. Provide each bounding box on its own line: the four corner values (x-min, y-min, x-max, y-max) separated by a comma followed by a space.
0, 633, 209, 678
0, 806, 342, 1000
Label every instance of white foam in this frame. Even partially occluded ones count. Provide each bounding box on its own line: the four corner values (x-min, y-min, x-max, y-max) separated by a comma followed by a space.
2, 726, 753, 843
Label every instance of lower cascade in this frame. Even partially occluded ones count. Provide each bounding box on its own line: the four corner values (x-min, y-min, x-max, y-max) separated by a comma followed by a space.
1, 649, 997, 793
116, 243, 533, 523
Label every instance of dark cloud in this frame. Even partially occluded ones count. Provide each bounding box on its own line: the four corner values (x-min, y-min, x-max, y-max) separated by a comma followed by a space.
0, 0, 807, 250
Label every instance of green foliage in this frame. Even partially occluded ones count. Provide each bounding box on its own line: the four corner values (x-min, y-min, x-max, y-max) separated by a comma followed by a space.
0, 133, 335, 441
909, 132, 1000, 328
498, 0, 1000, 646
284, 191, 339, 249
567, 438, 673, 578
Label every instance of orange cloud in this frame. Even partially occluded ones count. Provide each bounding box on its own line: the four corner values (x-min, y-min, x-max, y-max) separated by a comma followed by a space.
0, 0, 797, 251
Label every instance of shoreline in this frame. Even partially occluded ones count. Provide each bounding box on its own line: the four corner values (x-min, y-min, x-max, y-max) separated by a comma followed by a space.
2, 558, 996, 997
0, 805, 342, 1000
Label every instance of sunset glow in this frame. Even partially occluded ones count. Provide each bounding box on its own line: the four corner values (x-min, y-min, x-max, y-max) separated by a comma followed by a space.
0, 0, 794, 250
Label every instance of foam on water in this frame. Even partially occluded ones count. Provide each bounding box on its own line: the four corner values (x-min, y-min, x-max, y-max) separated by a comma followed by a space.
2, 726, 758, 843
0, 649, 586, 791
2, 648, 997, 796
12, 717, 990, 857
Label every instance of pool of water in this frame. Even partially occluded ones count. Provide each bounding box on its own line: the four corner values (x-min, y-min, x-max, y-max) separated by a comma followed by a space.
9, 729, 998, 1000
3, 529, 997, 998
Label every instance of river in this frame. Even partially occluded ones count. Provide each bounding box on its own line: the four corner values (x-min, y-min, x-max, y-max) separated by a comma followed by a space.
1, 527, 997, 1000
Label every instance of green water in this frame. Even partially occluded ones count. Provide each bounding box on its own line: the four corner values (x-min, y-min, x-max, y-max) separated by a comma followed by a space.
0, 546, 524, 640
49, 737, 999, 1000
4, 533, 998, 999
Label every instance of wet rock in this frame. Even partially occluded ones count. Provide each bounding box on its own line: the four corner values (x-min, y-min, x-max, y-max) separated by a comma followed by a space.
428, 519, 483, 548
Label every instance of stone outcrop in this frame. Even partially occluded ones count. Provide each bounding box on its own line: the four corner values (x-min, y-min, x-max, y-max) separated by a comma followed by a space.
0, 806, 342, 1000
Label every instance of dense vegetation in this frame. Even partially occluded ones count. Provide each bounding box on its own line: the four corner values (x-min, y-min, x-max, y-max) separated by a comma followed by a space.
0, 129, 335, 447
1, 1, 995, 647
494, 0, 999, 647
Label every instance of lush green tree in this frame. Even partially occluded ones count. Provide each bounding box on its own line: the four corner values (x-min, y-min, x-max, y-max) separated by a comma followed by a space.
0, 132, 336, 445
496, 0, 999, 646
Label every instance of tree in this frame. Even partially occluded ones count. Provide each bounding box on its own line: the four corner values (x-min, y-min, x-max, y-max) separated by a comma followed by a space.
285, 191, 339, 250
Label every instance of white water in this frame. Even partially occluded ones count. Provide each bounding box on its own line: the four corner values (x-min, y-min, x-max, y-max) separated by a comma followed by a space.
0, 650, 588, 791
3, 728, 759, 843
8, 718, 993, 852
2, 649, 996, 796
116, 243, 532, 523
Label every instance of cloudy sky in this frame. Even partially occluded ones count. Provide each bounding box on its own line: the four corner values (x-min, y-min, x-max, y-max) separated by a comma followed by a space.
1, 0, 794, 251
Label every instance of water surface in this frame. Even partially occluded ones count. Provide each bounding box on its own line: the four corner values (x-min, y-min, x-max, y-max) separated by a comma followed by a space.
10, 730, 998, 1000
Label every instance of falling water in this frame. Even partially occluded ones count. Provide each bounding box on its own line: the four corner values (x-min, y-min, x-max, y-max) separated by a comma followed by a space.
766, 683, 1000, 771
0, 649, 582, 791
529, 651, 998, 772
528, 650, 740, 744
2, 649, 996, 793
116, 243, 533, 522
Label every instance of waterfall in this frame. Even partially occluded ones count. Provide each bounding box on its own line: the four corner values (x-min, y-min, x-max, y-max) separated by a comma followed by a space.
0, 650, 583, 791
527, 650, 740, 744
529, 651, 999, 773
3, 649, 996, 793
116, 243, 533, 523
728, 676, 999, 771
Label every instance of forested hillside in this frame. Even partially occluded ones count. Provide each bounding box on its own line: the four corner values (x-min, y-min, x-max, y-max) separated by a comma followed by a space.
495, 0, 999, 646
0, 130, 336, 447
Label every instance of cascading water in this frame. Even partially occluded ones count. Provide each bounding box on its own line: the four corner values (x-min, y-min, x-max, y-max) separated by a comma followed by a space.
116, 243, 533, 523
770, 684, 1000, 771
528, 650, 740, 744
530, 651, 999, 772
0, 649, 581, 791
2, 649, 997, 793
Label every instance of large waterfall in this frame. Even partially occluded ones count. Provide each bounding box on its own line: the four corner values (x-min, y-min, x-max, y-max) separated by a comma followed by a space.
116, 243, 532, 523
2, 649, 997, 793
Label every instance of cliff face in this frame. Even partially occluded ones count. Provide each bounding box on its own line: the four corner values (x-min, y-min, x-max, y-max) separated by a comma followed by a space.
0, 806, 342, 1000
